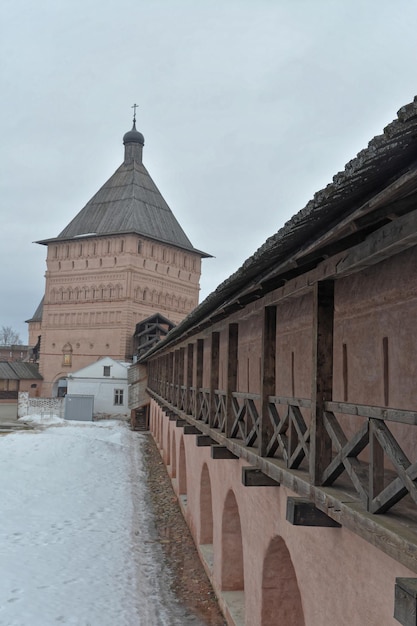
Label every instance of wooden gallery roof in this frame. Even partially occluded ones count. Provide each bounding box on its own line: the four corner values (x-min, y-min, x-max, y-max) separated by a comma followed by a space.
141, 95, 417, 357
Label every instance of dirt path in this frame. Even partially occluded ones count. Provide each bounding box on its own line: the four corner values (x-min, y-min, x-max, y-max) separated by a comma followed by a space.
141, 434, 226, 625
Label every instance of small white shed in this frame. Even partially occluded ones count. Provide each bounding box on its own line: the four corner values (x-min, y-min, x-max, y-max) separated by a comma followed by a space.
67, 357, 130, 420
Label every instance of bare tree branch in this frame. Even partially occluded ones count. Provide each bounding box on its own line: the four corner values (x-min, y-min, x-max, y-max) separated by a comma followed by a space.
0, 326, 22, 346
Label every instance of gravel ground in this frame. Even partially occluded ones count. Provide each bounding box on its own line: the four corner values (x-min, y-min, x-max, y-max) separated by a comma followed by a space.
141, 433, 226, 626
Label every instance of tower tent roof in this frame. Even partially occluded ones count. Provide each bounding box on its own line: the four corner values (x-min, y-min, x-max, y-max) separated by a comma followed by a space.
37, 123, 210, 258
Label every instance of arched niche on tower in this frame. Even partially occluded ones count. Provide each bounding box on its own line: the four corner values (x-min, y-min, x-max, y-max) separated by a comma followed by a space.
62, 342, 73, 367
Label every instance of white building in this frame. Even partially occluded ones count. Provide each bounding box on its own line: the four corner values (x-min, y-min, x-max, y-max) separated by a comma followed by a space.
67, 357, 129, 419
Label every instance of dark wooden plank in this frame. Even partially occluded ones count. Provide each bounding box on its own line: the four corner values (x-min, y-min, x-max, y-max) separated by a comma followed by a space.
260, 307, 277, 456
172, 350, 179, 407
310, 280, 334, 484
209, 332, 220, 428
183, 424, 201, 435
211, 445, 239, 460
286, 497, 341, 527
395, 578, 417, 626
335, 207, 417, 276
196, 435, 216, 447
242, 466, 280, 487
175, 419, 186, 428
325, 401, 417, 426
186, 343, 194, 415
225, 323, 239, 438
233, 391, 261, 401
269, 395, 311, 408
178, 347, 185, 409
369, 419, 385, 510
196, 338, 204, 418
168, 352, 174, 403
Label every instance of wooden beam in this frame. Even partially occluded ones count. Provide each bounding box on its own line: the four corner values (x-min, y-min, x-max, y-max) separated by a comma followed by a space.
336, 208, 417, 276
310, 280, 334, 484
242, 466, 280, 487
196, 338, 204, 418
394, 578, 417, 626
226, 324, 239, 438
178, 347, 185, 409
209, 332, 220, 428
187, 343, 194, 415
196, 434, 216, 447
183, 424, 200, 435
175, 419, 186, 428
260, 305, 277, 457
286, 497, 341, 527
211, 445, 239, 460
325, 401, 417, 426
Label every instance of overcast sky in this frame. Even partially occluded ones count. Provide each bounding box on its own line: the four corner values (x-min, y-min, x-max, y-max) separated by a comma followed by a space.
2, 1, 417, 342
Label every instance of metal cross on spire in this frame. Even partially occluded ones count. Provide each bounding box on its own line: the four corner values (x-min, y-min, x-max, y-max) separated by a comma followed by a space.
131, 103, 139, 124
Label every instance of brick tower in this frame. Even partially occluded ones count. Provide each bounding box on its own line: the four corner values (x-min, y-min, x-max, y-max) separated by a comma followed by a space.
27, 116, 209, 396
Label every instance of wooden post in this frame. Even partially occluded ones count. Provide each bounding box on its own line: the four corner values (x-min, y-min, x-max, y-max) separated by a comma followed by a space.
187, 343, 194, 415
163, 354, 168, 399
168, 352, 174, 403
395, 578, 417, 626
310, 281, 334, 485
196, 339, 204, 419
369, 418, 384, 512
226, 323, 239, 438
173, 350, 179, 407
260, 306, 277, 457
178, 347, 185, 409
209, 332, 220, 428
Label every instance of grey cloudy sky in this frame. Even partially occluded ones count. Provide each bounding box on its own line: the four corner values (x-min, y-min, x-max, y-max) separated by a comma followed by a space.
2, 0, 417, 341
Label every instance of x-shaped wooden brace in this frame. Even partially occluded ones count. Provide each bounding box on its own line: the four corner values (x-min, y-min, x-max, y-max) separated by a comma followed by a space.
245, 398, 260, 448
231, 395, 246, 440
322, 411, 369, 505
198, 391, 210, 423
213, 393, 226, 431
287, 405, 310, 469
266, 402, 289, 460
370, 419, 417, 514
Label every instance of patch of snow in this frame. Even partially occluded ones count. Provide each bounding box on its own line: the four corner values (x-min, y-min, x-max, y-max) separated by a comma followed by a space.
0, 420, 204, 625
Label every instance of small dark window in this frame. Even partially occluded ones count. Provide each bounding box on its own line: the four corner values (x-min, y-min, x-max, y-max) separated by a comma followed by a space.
114, 389, 124, 405
30, 384, 37, 389
103, 366, 111, 377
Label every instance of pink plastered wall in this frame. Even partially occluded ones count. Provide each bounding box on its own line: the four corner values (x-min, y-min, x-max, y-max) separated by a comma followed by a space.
150, 401, 416, 626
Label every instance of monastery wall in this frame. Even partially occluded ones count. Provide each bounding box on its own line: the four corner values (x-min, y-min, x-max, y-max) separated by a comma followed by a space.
150, 402, 416, 625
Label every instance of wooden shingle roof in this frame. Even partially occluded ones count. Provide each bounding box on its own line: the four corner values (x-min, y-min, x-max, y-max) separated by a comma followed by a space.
25, 296, 44, 323
140, 96, 417, 358
37, 126, 210, 257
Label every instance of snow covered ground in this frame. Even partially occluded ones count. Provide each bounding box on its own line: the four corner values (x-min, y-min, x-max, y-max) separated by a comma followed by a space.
0, 416, 203, 626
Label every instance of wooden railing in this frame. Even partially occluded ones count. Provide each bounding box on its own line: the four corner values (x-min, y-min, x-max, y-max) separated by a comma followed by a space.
213, 390, 226, 432
148, 376, 417, 516
323, 401, 417, 514
267, 396, 311, 469
231, 392, 261, 447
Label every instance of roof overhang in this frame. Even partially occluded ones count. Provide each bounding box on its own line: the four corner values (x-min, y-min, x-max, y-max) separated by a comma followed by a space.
35, 229, 212, 258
